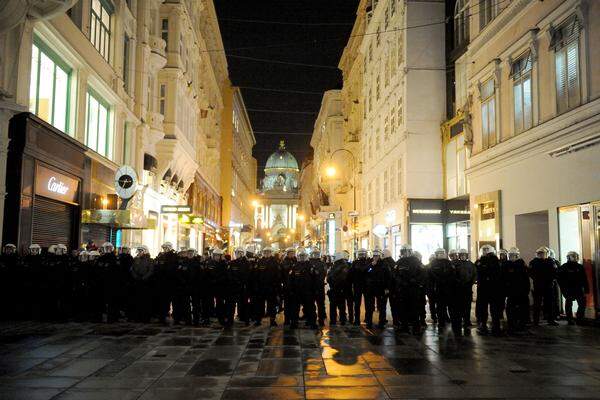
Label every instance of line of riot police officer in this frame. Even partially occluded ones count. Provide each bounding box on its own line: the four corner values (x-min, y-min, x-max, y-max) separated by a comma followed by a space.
0, 240, 589, 331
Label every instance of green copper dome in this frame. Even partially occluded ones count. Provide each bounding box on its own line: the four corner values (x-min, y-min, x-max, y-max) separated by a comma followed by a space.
265, 140, 299, 171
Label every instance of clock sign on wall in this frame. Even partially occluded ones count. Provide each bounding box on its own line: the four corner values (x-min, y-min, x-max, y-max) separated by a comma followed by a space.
114, 165, 138, 199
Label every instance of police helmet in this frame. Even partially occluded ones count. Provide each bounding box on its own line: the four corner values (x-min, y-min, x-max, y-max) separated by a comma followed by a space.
508, 247, 520, 261
399, 244, 413, 258
342, 250, 350, 260
434, 248, 447, 260
372, 248, 383, 258
566, 251, 579, 262
245, 245, 256, 256
135, 246, 148, 256
3, 243, 16, 254
535, 246, 548, 258
161, 242, 174, 251
297, 246, 308, 261
498, 249, 508, 260
310, 247, 321, 258
234, 247, 245, 258
48, 245, 57, 255
357, 248, 367, 259
78, 251, 89, 262
29, 244, 41, 255
119, 245, 131, 255
413, 250, 423, 262
382, 249, 392, 259
448, 249, 458, 260
56, 244, 68, 255
480, 244, 496, 256
458, 248, 469, 260
333, 252, 345, 262
88, 250, 100, 260
212, 248, 224, 256
548, 248, 556, 259
102, 242, 114, 253
262, 246, 273, 255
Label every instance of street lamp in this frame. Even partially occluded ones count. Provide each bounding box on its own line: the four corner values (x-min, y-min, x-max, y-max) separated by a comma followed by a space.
327, 148, 358, 255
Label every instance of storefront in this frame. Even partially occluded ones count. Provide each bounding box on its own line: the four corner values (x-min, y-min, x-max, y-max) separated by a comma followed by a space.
470, 191, 501, 256
445, 198, 471, 251
3, 113, 85, 252
407, 199, 444, 261
558, 202, 600, 320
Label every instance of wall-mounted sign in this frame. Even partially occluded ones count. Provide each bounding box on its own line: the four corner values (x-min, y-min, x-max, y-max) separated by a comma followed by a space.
391, 224, 401, 235
328, 213, 336, 219
35, 164, 79, 204
480, 202, 496, 220
161, 205, 192, 214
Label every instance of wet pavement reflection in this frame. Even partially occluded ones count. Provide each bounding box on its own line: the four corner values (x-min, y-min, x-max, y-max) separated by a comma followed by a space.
1, 320, 600, 399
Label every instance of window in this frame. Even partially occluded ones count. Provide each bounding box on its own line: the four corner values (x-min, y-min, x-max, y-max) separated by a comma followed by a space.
480, 78, 496, 149
389, 165, 396, 200
90, 0, 113, 61
454, 0, 469, 48
85, 89, 113, 159
161, 18, 169, 51
159, 84, 166, 115
397, 98, 403, 125
479, 0, 497, 29
511, 52, 533, 134
552, 16, 582, 114
383, 170, 389, 203
123, 35, 131, 94
455, 59, 467, 112
29, 37, 71, 134
397, 158, 403, 197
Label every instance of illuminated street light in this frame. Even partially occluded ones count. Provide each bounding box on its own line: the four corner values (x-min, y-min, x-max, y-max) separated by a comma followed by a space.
325, 165, 336, 178
101, 197, 109, 208
251, 199, 260, 207
298, 214, 305, 221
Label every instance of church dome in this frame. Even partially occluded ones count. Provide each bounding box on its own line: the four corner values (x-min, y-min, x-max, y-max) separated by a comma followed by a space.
265, 141, 299, 171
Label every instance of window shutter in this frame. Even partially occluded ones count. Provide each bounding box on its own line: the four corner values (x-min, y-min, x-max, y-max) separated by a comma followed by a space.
566, 41, 580, 108
555, 49, 567, 113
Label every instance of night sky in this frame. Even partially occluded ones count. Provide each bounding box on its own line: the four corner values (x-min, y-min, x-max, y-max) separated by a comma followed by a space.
214, 0, 360, 179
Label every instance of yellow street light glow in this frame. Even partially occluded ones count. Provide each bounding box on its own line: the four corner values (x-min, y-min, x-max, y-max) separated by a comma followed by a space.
251, 200, 260, 207
101, 198, 109, 207
298, 214, 305, 221
325, 165, 336, 178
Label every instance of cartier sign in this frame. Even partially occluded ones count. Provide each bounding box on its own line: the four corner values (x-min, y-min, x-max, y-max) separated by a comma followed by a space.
35, 165, 79, 204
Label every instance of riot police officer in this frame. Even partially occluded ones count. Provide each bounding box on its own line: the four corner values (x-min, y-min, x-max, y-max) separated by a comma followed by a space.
22, 244, 42, 319
250, 247, 281, 327
327, 251, 351, 325
97, 242, 120, 322
130, 246, 154, 322
476, 245, 504, 335
155, 242, 179, 323
173, 249, 192, 325
457, 249, 476, 327
310, 247, 327, 326
529, 246, 558, 326
230, 247, 251, 325
364, 249, 390, 329
349, 248, 369, 325
280, 247, 296, 325
288, 247, 318, 329
502, 247, 530, 332
392, 245, 427, 334
430, 248, 460, 332
558, 251, 589, 325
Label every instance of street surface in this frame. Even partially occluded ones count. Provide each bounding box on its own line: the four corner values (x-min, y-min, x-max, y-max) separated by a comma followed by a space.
1, 319, 600, 399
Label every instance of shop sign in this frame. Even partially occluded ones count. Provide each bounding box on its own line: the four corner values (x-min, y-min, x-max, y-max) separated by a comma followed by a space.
35, 165, 79, 204
391, 224, 401, 235
480, 202, 496, 220
161, 205, 192, 214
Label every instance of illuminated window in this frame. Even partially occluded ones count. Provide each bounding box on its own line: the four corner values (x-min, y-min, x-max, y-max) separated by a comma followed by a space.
552, 16, 581, 114
85, 89, 113, 159
90, 0, 113, 61
29, 37, 71, 134
511, 52, 533, 134
480, 79, 496, 149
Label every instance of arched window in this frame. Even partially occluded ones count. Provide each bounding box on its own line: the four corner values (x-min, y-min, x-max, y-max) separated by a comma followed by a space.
454, 0, 470, 48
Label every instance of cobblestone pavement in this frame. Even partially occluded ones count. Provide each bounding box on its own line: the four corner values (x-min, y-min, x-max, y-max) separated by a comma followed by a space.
1, 319, 600, 400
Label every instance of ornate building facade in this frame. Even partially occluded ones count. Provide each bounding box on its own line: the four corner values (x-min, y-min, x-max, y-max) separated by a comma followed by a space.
254, 141, 300, 249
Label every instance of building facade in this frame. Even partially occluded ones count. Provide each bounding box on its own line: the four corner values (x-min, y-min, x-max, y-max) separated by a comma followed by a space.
221, 85, 257, 250
457, 0, 600, 319
254, 141, 300, 250
355, 0, 446, 260
0, 0, 229, 255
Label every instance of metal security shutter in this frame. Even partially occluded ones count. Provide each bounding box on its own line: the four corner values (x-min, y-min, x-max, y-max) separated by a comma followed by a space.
81, 224, 111, 247
32, 197, 73, 249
